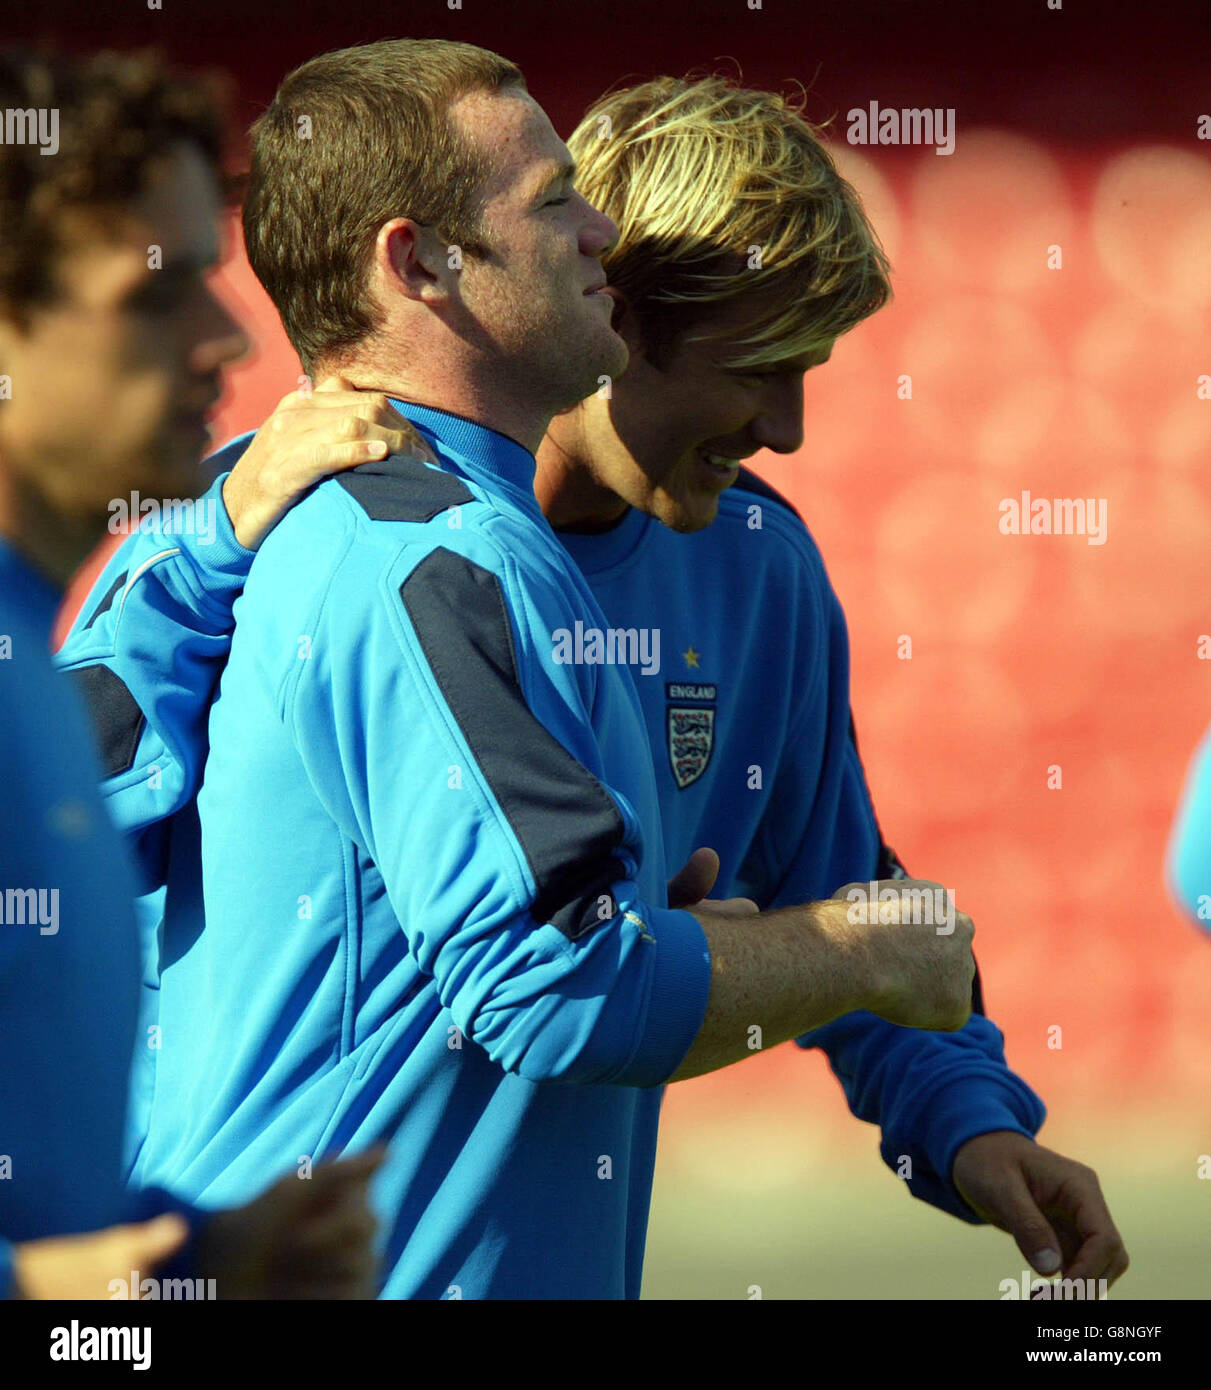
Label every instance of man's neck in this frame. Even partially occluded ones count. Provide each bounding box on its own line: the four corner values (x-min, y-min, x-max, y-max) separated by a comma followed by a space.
333, 360, 551, 459
0, 466, 95, 591
534, 430, 630, 533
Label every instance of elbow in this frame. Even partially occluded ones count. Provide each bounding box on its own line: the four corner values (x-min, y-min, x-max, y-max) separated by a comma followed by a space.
462, 992, 643, 1087
474, 1016, 633, 1087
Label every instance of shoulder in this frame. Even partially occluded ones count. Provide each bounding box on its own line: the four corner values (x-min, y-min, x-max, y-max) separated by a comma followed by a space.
254, 456, 579, 644
252, 455, 498, 595
729, 466, 804, 520
707, 467, 833, 595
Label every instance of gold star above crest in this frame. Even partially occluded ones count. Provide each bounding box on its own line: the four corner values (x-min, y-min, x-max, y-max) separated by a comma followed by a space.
682, 645, 701, 669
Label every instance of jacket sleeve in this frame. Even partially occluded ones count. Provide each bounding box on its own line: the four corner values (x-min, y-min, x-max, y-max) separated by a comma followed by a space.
1167, 728, 1211, 930
53, 473, 253, 883
286, 538, 712, 1089
752, 541, 1046, 1221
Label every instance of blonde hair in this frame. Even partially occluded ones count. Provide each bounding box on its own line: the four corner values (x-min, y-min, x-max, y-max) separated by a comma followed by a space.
568, 75, 892, 368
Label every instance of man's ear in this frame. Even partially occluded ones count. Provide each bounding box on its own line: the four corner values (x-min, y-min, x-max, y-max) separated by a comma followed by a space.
375, 218, 452, 304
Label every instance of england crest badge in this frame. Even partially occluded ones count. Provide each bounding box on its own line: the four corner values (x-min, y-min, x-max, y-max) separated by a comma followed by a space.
666, 682, 717, 789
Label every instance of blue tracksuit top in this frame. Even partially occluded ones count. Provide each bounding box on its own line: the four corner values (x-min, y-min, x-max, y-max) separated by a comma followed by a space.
56, 403, 1045, 1297
69, 404, 713, 1300
0, 537, 202, 1297
1168, 727, 1211, 931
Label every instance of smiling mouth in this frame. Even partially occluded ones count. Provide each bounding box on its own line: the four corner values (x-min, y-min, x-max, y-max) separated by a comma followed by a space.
697, 449, 742, 476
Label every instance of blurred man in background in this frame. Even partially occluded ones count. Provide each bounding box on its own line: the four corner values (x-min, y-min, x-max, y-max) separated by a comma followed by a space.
0, 45, 405, 1298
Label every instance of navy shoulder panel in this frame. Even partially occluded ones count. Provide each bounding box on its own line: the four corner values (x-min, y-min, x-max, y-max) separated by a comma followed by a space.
731, 466, 803, 523
339, 453, 474, 523
400, 547, 626, 941
67, 664, 145, 777
82, 570, 128, 629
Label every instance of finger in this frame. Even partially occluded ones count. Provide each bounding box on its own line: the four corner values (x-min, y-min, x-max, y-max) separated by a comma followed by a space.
275, 378, 355, 411
278, 386, 392, 413
985, 1169, 1064, 1277
274, 1210, 378, 1291
287, 1219, 378, 1274
310, 1147, 387, 1182
321, 440, 391, 474
667, 847, 720, 908
291, 1222, 379, 1270
702, 896, 760, 918
396, 423, 438, 462
275, 398, 430, 459
293, 421, 434, 470
1105, 1245, 1130, 1289
1042, 1176, 1126, 1284
124, 1213, 192, 1270
288, 1186, 377, 1239
369, 426, 435, 459
314, 373, 357, 394
262, 439, 387, 500
1054, 1212, 1128, 1285
270, 390, 422, 442
307, 390, 398, 415
290, 1153, 385, 1207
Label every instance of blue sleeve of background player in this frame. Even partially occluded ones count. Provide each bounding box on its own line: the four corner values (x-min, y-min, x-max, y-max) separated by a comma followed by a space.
754, 551, 1045, 1223
53, 470, 252, 887
1167, 728, 1211, 931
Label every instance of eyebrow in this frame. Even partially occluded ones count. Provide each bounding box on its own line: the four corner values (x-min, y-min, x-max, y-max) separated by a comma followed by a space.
125, 248, 217, 300
532, 160, 576, 202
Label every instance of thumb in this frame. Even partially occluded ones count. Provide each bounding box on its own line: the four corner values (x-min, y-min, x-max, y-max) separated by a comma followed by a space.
126, 1213, 191, 1270
700, 896, 760, 918
312, 1148, 387, 1186
667, 847, 719, 909
996, 1174, 1063, 1277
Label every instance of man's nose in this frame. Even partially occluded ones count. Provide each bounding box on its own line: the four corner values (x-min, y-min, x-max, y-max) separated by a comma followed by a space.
751, 376, 806, 455
578, 196, 621, 260
191, 288, 251, 374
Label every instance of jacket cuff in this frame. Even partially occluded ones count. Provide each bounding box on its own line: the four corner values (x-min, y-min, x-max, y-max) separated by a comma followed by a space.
917, 1077, 1047, 1221
172, 472, 256, 602
616, 907, 712, 1088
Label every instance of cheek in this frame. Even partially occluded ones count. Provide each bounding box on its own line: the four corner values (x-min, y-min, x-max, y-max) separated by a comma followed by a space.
463, 261, 536, 342
55, 311, 178, 407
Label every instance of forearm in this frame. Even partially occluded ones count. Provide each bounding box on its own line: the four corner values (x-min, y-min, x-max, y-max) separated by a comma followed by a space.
669, 902, 870, 1082
798, 1010, 1046, 1219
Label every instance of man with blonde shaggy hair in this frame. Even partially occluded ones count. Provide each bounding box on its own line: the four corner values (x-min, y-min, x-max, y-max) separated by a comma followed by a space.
539, 76, 1124, 1291
63, 64, 1126, 1296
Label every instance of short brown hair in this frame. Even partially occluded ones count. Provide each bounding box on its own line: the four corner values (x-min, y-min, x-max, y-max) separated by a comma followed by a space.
568, 75, 892, 368
243, 38, 524, 373
0, 48, 225, 324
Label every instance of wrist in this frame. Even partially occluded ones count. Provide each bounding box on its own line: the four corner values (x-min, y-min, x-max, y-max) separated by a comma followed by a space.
782, 898, 881, 1021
